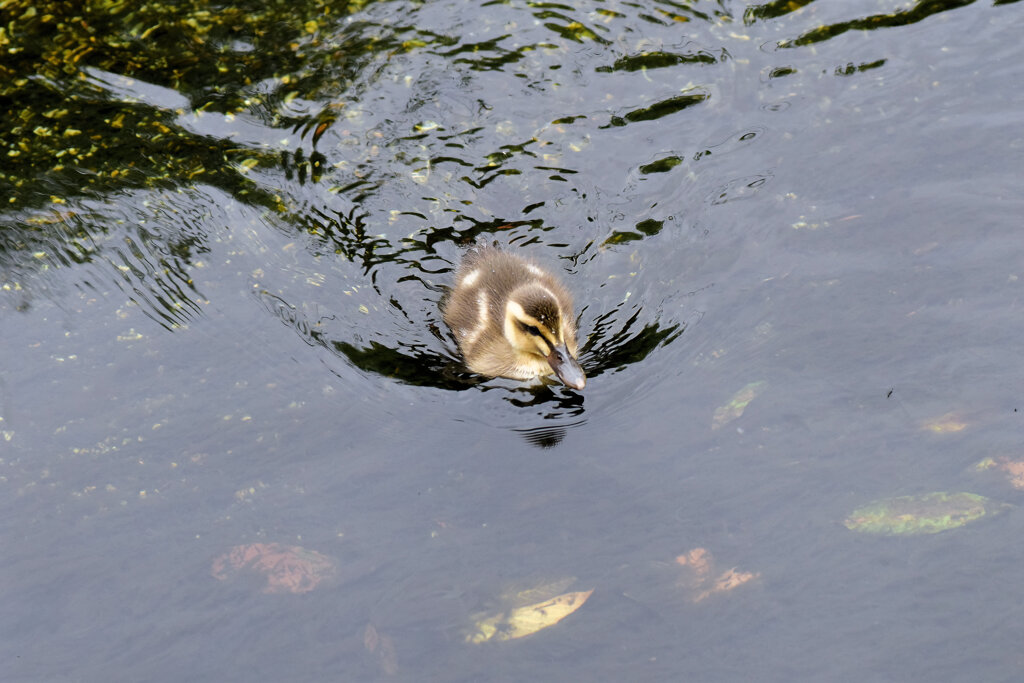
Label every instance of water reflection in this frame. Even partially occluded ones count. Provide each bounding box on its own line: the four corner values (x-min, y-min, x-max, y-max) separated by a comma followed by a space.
514, 420, 588, 449
0, 0, 998, 402
603, 90, 710, 128
4, 0, 990, 345
2, 0, 971, 412
753, 0, 984, 46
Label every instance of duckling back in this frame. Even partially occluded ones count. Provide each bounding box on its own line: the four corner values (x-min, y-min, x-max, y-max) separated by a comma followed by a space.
443, 247, 529, 356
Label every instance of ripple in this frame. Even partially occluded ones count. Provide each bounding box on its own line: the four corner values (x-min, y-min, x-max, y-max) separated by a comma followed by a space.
705, 172, 774, 206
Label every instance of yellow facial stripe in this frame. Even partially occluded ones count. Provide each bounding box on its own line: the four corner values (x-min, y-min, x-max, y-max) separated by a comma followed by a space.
504, 300, 526, 349
505, 299, 560, 357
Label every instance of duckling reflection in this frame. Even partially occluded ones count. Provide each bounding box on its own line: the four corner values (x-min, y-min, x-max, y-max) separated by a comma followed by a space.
442, 245, 586, 390
514, 424, 570, 449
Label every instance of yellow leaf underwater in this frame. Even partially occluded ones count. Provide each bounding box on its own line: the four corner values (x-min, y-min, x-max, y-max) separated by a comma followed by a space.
467, 589, 594, 643
920, 412, 968, 433
500, 577, 577, 606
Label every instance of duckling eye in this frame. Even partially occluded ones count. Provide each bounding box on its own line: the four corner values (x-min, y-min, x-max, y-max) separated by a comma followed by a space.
522, 324, 542, 337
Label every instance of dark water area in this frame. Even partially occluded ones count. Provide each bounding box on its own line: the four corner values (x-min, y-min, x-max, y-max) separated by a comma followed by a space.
3, 0, 1024, 680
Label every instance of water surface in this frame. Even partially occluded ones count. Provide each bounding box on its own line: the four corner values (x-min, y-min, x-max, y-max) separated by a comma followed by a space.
3, 0, 1024, 680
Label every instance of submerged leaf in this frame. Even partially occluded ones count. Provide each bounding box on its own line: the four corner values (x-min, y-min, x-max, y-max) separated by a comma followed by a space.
974, 457, 1024, 489
712, 381, 767, 430
675, 548, 712, 577
500, 577, 577, 606
693, 568, 760, 603
920, 412, 969, 433
211, 543, 336, 594
363, 623, 398, 675
467, 589, 594, 643
675, 547, 759, 603
844, 492, 1005, 535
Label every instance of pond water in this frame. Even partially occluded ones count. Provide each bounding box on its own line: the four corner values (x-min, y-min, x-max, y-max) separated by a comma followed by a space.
3, 0, 1024, 680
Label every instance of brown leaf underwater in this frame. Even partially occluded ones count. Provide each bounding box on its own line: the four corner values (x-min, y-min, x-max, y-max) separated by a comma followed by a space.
211, 543, 336, 594
675, 547, 759, 603
975, 457, 1024, 490
363, 623, 398, 676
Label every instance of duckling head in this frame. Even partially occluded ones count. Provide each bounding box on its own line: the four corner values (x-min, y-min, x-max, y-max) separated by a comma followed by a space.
503, 283, 586, 390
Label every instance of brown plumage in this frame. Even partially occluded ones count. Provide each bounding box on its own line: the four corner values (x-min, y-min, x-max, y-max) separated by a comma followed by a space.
442, 246, 586, 389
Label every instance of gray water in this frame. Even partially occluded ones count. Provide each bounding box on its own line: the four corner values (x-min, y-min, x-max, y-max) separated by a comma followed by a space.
3, 0, 1024, 680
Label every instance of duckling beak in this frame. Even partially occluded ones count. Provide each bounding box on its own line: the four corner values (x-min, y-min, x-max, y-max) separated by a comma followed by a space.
547, 343, 586, 390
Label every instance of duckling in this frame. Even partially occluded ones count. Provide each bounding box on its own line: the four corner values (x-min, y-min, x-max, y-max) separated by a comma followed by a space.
442, 245, 586, 390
